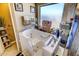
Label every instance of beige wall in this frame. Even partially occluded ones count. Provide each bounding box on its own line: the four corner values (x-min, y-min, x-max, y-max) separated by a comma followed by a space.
61, 3, 76, 23
11, 3, 35, 32
9, 3, 35, 51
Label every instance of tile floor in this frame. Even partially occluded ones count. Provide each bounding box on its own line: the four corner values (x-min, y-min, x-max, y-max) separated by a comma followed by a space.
2, 43, 19, 56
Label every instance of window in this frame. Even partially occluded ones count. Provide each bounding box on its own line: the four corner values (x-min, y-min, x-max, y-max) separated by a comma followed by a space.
40, 3, 64, 29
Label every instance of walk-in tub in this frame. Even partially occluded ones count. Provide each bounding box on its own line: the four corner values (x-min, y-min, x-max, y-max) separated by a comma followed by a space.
19, 27, 61, 56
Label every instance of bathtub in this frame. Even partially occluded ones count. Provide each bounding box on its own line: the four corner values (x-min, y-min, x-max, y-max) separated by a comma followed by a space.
19, 27, 61, 56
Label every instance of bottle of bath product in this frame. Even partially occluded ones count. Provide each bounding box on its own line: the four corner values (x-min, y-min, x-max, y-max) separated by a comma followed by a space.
56, 29, 59, 38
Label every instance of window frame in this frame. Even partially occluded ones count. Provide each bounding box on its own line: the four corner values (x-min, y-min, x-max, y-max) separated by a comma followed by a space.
38, 3, 65, 28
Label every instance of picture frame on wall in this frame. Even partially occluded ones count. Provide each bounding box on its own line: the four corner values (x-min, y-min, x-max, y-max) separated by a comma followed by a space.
14, 3, 23, 12
30, 6, 35, 13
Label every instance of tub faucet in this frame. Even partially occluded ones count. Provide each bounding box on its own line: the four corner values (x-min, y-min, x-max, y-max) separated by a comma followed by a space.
52, 36, 57, 43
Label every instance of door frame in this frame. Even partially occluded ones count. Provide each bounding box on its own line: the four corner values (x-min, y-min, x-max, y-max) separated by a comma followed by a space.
8, 3, 20, 51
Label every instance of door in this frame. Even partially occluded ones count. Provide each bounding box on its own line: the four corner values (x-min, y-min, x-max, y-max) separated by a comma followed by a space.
0, 3, 15, 42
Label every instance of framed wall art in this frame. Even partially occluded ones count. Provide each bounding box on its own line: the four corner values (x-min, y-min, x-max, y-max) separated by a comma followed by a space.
14, 3, 23, 12
30, 6, 35, 13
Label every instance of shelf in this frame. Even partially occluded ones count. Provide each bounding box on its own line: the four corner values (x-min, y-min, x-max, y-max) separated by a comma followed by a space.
5, 41, 16, 49
0, 27, 5, 31
5, 44, 11, 49
0, 27, 11, 50
3, 40, 10, 44
0, 34, 8, 37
